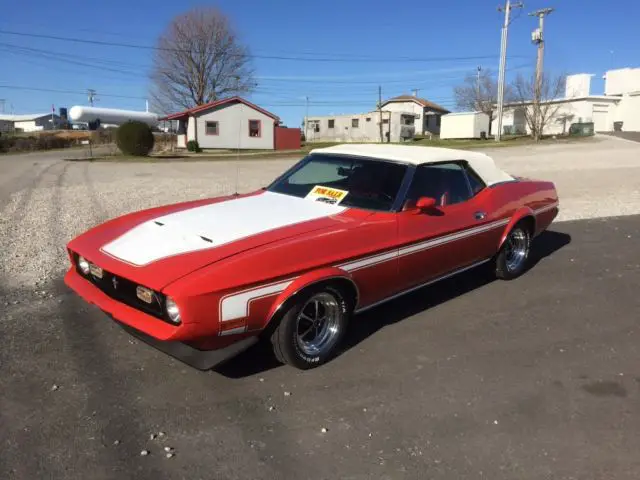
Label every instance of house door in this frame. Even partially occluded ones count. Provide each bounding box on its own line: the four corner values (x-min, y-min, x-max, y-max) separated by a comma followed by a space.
592, 106, 609, 132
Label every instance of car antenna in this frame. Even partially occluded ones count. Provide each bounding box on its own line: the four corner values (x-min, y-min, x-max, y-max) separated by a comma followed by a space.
234, 91, 242, 197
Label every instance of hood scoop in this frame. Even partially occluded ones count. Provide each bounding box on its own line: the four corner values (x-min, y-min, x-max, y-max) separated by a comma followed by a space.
154, 220, 212, 243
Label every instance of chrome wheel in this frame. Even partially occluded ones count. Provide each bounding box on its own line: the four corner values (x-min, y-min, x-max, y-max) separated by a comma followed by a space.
295, 292, 342, 357
505, 228, 528, 272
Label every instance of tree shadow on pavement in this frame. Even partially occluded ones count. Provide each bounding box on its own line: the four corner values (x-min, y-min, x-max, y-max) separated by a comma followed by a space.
216, 230, 571, 378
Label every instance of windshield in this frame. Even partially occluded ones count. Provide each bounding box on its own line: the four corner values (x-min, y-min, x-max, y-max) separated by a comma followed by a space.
268, 154, 408, 211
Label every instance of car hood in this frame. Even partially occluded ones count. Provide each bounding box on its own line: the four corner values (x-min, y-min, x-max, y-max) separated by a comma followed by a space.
69, 191, 356, 291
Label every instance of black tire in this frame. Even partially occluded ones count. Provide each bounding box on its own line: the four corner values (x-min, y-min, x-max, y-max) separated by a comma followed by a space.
495, 224, 531, 280
270, 284, 350, 369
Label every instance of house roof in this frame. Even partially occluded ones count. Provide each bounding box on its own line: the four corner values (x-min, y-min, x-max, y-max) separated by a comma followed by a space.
160, 96, 280, 121
0, 113, 58, 122
501, 95, 620, 108
310, 144, 514, 186
381, 95, 450, 113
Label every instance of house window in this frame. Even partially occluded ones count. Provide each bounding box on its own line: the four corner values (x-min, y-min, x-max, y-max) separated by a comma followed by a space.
366, 117, 371, 122
352, 118, 359, 128
249, 119, 261, 137
328, 119, 335, 129
382, 118, 389, 124
205, 121, 219, 135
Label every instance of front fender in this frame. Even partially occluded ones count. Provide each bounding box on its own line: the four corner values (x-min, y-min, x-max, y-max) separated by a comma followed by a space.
498, 207, 535, 249
265, 266, 356, 327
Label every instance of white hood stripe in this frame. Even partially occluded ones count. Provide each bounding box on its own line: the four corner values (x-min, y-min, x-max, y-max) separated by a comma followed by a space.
101, 192, 345, 266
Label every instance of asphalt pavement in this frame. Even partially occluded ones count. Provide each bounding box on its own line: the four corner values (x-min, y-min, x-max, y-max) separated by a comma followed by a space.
2, 214, 640, 480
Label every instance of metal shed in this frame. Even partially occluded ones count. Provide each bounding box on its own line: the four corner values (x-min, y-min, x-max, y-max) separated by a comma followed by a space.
440, 112, 490, 139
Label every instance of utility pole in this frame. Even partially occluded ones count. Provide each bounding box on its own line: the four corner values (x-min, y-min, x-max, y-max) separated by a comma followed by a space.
530, 7, 554, 139
304, 95, 309, 141
411, 88, 420, 98
378, 86, 383, 143
87, 89, 97, 106
495, 0, 524, 141
476, 66, 482, 110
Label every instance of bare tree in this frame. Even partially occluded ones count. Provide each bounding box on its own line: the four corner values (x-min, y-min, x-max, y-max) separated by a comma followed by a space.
150, 7, 255, 114
453, 69, 512, 135
511, 73, 566, 141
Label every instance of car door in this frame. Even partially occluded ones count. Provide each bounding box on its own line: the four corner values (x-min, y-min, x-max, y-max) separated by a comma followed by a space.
396, 161, 495, 291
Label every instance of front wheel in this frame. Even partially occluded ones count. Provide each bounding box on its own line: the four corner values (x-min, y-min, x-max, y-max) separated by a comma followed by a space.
270, 285, 350, 369
495, 225, 531, 280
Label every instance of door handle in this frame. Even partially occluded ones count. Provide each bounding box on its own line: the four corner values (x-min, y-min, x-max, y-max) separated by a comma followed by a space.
474, 211, 486, 220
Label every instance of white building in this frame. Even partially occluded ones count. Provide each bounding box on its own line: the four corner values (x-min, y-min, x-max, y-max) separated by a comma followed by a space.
380, 95, 450, 136
162, 97, 300, 150
440, 112, 490, 139
0, 113, 60, 133
493, 68, 640, 135
304, 110, 416, 143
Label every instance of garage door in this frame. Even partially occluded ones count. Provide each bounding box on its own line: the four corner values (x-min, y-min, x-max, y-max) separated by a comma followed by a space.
592, 106, 609, 132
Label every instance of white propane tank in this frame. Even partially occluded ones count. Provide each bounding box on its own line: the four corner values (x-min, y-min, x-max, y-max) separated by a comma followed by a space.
68, 106, 159, 127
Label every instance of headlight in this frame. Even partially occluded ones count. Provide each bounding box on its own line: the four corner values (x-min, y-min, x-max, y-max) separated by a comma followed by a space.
78, 256, 90, 275
165, 297, 181, 324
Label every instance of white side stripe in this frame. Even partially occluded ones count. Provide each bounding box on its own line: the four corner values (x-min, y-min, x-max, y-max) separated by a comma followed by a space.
220, 326, 248, 336
217, 215, 520, 329
533, 201, 559, 215
398, 219, 509, 258
340, 218, 509, 272
340, 250, 398, 272
220, 280, 293, 322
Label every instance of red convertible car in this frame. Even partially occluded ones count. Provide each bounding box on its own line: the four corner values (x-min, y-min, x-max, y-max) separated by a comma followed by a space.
65, 144, 558, 370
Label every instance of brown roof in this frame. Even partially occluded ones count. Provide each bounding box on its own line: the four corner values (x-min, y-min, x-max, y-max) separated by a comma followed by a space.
160, 96, 279, 121
381, 95, 450, 113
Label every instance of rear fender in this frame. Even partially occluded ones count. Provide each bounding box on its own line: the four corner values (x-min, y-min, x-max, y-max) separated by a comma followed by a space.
265, 267, 357, 328
498, 207, 536, 249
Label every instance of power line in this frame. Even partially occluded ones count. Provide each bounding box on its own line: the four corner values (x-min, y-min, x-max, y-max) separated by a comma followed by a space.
0, 85, 145, 100
0, 29, 523, 63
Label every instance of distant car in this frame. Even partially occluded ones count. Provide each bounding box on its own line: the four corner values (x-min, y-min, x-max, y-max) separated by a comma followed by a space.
65, 144, 559, 370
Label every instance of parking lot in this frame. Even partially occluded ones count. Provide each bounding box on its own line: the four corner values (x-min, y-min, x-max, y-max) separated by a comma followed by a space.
1, 136, 640, 479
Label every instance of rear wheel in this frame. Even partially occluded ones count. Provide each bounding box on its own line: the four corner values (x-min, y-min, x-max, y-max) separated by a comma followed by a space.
495, 225, 531, 280
270, 285, 350, 369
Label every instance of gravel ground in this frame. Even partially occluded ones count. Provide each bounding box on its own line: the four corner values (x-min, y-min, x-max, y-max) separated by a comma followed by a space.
0, 135, 638, 291
1, 138, 640, 479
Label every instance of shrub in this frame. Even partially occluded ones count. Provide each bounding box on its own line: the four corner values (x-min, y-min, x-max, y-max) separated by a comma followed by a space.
186, 140, 201, 152
116, 121, 155, 156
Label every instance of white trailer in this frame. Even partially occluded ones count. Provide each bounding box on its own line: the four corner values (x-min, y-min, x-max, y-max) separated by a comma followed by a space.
440, 112, 490, 139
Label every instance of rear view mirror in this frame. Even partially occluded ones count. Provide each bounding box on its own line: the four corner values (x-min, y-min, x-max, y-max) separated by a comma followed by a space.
416, 196, 437, 210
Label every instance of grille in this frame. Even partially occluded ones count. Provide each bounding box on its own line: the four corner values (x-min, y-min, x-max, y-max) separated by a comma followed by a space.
75, 259, 165, 319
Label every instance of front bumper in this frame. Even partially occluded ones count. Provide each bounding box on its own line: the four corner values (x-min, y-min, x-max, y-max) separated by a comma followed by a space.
116, 320, 258, 370
65, 267, 258, 369
65, 267, 193, 340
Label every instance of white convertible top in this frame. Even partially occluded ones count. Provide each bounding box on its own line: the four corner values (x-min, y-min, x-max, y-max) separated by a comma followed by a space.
310, 144, 514, 187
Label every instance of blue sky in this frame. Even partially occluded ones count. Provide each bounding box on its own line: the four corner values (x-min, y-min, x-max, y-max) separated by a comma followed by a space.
1, 0, 638, 126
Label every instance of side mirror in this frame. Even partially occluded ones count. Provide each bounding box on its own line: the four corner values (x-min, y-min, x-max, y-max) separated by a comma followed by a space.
416, 196, 437, 210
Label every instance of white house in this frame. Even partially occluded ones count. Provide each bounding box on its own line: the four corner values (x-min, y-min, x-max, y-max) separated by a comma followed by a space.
304, 110, 416, 143
380, 95, 450, 136
162, 97, 300, 150
493, 69, 640, 136
0, 113, 60, 133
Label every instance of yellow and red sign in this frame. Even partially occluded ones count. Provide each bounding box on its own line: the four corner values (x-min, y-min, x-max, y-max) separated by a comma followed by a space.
305, 185, 349, 205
